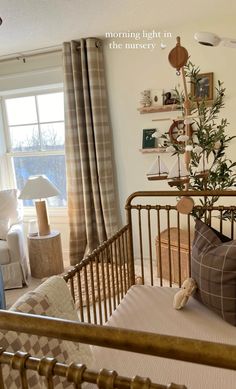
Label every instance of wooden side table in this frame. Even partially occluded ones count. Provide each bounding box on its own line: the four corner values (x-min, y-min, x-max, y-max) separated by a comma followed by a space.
28, 231, 64, 279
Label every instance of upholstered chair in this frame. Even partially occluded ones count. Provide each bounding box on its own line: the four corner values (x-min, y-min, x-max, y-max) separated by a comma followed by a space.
0, 189, 28, 289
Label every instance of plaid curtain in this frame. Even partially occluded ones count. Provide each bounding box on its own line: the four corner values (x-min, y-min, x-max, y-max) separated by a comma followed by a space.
63, 39, 118, 265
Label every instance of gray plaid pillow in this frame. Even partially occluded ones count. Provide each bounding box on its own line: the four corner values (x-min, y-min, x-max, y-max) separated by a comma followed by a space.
191, 219, 236, 325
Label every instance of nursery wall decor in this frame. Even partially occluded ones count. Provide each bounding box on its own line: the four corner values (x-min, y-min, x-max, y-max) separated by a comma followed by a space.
191, 72, 213, 101
150, 89, 163, 106
142, 129, 157, 149
140, 90, 152, 107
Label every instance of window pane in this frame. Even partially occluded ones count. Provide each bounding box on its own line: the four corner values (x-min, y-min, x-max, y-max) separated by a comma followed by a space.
13, 155, 67, 207
6, 96, 37, 125
41, 123, 65, 150
10, 125, 40, 152
37, 92, 64, 122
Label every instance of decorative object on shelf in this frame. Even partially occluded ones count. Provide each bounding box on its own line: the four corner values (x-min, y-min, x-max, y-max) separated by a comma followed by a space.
146, 153, 190, 185
152, 129, 168, 148
163, 90, 178, 105
150, 89, 163, 106
167, 155, 189, 187
191, 72, 213, 101
147, 156, 168, 180
19, 175, 60, 236
142, 128, 157, 149
168, 120, 193, 144
140, 90, 152, 107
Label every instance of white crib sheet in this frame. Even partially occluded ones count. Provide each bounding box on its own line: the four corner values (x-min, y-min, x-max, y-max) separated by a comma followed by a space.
92, 285, 236, 389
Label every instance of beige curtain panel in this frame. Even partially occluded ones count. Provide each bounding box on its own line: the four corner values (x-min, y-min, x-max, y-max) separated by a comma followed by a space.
63, 38, 118, 265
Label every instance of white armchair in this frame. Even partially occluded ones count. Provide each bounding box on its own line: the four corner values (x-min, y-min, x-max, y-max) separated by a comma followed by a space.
0, 189, 28, 289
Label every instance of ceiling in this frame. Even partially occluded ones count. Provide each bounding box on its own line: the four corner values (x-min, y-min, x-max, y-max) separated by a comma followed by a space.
0, 0, 235, 58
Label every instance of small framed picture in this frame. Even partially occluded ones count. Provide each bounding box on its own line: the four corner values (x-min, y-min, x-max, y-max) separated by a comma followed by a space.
150, 89, 163, 106
163, 90, 178, 105
191, 72, 213, 101
142, 129, 157, 149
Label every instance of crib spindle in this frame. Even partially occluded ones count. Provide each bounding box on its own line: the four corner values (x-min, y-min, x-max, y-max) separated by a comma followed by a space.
83, 266, 91, 323
147, 206, 154, 286
114, 240, 121, 306
166, 207, 172, 287
105, 247, 112, 317
121, 233, 128, 293
76, 271, 84, 322
95, 256, 103, 325
125, 229, 131, 289
156, 206, 163, 287
187, 214, 191, 277
118, 237, 124, 300
100, 251, 108, 323
138, 206, 145, 284
89, 260, 97, 324
176, 212, 181, 288
110, 242, 117, 311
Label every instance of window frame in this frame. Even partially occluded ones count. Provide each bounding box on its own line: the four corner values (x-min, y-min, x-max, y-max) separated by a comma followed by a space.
1, 84, 67, 211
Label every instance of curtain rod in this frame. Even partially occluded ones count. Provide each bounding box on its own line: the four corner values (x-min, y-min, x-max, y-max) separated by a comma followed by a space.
0, 46, 62, 64
0, 39, 102, 64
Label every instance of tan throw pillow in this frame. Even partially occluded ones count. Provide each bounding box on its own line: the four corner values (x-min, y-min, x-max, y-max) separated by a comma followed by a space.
191, 219, 236, 325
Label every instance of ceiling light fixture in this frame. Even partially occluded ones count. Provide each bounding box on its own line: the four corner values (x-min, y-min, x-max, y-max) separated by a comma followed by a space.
194, 31, 236, 48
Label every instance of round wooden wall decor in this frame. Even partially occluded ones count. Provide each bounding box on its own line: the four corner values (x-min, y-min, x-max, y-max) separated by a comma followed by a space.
168, 120, 193, 144
168, 37, 189, 71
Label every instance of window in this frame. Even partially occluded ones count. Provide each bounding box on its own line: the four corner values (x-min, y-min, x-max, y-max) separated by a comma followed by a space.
3, 90, 66, 207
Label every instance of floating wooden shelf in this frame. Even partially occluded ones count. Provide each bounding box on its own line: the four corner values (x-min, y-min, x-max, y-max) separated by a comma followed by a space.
139, 148, 169, 154
138, 105, 181, 114
138, 101, 213, 114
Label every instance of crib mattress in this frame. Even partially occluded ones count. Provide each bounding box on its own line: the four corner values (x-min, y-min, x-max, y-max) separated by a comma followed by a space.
92, 285, 236, 389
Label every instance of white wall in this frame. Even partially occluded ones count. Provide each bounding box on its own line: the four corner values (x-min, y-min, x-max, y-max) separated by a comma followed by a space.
103, 20, 236, 223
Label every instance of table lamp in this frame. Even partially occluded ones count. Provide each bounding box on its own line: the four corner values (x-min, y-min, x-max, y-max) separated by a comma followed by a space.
19, 175, 60, 236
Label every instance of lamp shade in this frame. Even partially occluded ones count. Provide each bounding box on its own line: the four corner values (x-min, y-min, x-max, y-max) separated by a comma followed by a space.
18, 175, 60, 200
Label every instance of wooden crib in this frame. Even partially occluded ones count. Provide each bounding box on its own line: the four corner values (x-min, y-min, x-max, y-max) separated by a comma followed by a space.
1, 190, 236, 389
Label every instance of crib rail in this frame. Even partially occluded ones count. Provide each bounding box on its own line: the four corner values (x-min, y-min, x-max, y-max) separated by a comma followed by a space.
2, 311, 236, 388
63, 225, 131, 325
0, 349, 177, 389
125, 190, 236, 288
